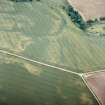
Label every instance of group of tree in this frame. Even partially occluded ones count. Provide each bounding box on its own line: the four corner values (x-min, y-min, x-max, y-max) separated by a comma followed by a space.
11, 0, 32, 2
63, 2, 105, 30
63, 4, 87, 30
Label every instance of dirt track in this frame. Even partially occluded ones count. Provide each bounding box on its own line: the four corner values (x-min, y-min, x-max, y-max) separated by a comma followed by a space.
84, 71, 105, 105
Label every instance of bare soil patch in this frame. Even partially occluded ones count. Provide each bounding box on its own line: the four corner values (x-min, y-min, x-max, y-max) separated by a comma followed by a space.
67, 0, 105, 21
83, 71, 105, 105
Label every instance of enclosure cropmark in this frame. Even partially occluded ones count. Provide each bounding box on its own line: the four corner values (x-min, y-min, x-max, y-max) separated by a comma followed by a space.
0, 49, 104, 105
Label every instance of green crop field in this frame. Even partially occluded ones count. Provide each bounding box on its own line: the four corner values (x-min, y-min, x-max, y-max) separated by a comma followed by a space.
0, 0, 105, 105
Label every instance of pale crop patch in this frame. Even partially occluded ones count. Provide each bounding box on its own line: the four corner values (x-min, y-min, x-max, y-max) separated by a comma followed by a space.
0, 31, 32, 53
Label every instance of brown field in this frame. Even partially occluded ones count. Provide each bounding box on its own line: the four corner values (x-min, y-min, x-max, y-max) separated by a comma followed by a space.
67, 0, 105, 21
83, 71, 105, 105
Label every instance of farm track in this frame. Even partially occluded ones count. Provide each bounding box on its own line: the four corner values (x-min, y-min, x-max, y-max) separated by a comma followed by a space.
0, 49, 82, 77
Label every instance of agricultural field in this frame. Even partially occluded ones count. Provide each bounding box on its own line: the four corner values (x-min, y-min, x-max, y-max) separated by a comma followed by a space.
83, 71, 105, 105
0, 0, 105, 105
67, 0, 105, 21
